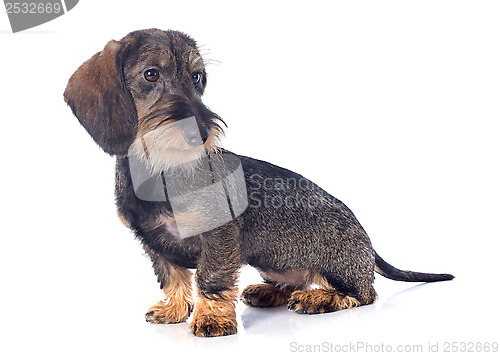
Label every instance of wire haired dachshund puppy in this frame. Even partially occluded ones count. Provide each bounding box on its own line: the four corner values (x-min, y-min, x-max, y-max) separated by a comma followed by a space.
64, 28, 454, 337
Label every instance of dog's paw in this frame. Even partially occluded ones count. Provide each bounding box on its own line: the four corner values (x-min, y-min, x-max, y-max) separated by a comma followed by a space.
287, 289, 360, 314
241, 284, 291, 307
190, 314, 237, 337
145, 299, 193, 324
189, 295, 237, 337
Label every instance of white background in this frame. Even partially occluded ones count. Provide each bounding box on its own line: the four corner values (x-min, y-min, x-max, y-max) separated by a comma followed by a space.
1, 1, 499, 355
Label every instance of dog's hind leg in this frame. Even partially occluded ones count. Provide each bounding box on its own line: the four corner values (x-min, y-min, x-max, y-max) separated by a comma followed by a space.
287, 271, 376, 314
241, 283, 298, 308
287, 288, 364, 314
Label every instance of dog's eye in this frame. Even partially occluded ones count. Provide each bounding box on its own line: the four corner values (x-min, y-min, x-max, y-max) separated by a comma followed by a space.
192, 72, 202, 85
144, 69, 160, 82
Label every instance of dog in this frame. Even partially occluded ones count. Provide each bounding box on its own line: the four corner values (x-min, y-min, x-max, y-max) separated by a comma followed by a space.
64, 28, 454, 337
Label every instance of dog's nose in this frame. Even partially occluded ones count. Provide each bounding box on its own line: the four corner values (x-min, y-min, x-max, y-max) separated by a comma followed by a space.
200, 126, 210, 143
183, 125, 209, 146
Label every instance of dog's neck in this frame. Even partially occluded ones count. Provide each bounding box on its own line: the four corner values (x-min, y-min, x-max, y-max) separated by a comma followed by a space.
128, 134, 208, 176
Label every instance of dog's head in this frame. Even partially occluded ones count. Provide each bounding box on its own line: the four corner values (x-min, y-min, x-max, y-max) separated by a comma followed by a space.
64, 29, 224, 172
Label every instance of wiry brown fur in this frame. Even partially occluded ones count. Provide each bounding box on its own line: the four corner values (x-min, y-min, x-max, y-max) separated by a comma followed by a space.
64, 40, 138, 156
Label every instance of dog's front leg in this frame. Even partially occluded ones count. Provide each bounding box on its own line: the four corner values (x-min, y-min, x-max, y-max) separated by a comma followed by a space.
144, 247, 194, 324
190, 221, 242, 337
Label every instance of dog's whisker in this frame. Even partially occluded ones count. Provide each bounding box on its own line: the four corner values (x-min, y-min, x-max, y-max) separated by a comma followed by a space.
203, 58, 221, 67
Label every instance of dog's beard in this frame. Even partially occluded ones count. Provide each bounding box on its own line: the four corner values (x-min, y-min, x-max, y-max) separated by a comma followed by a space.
129, 120, 222, 175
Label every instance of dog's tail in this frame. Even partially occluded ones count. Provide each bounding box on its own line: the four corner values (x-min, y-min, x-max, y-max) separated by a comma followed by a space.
375, 251, 454, 282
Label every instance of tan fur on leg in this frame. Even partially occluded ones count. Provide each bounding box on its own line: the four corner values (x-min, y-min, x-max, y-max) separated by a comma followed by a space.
146, 266, 194, 324
288, 289, 361, 314
117, 213, 131, 229
190, 288, 238, 337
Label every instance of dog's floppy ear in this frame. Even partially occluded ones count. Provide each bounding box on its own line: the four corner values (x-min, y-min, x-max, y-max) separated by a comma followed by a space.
64, 40, 137, 156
